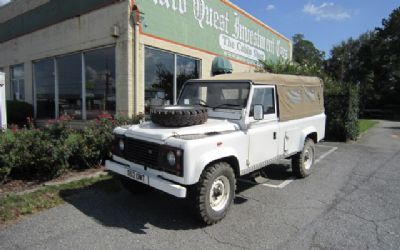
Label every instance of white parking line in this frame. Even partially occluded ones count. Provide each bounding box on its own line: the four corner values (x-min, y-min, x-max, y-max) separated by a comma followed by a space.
315, 146, 338, 164
261, 177, 296, 188
238, 145, 338, 189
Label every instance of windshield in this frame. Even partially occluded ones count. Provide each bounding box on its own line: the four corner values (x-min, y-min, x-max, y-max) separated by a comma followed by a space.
177, 81, 250, 110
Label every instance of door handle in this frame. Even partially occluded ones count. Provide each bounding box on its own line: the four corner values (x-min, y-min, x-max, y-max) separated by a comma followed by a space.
273, 132, 277, 140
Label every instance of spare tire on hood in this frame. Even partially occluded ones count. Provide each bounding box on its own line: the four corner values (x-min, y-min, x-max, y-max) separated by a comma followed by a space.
150, 106, 208, 127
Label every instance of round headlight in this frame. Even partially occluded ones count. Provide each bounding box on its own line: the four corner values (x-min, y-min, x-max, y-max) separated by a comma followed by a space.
166, 151, 176, 166
119, 139, 125, 151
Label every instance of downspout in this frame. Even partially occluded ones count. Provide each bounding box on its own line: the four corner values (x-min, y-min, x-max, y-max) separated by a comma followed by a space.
132, 4, 140, 115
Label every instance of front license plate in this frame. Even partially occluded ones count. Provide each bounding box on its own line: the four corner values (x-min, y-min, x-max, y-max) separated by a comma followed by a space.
127, 169, 147, 184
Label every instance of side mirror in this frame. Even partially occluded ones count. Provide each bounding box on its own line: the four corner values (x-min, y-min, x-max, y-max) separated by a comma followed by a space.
254, 105, 264, 120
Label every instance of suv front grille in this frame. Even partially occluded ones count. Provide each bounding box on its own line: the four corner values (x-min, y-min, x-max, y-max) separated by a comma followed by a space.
123, 137, 160, 167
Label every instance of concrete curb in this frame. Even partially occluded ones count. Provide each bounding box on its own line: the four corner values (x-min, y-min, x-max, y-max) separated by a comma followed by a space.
0, 170, 109, 197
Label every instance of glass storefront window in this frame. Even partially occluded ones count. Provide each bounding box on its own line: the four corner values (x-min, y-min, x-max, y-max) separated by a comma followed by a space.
33, 47, 116, 120
11, 64, 25, 101
84, 47, 116, 119
177, 55, 200, 97
34, 59, 55, 119
145, 47, 174, 112
145, 47, 200, 113
57, 53, 82, 119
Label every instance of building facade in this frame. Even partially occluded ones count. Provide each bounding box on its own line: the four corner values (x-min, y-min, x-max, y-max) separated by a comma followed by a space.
0, 0, 292, 120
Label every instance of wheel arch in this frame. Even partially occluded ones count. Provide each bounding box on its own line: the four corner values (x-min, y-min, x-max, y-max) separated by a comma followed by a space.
301, 127, 318, 146
205, 156, 240, 178
193, 151, 241, 184
306, 131, 318, 143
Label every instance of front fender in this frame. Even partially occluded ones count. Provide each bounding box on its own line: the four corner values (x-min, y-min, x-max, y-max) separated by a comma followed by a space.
189, 147, 239, 185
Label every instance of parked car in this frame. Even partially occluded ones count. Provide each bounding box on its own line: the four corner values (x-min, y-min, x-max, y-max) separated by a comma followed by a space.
106, 72, 326, 224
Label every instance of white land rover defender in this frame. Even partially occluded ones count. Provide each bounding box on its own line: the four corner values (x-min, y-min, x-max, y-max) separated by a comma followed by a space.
106, 72, 326, 224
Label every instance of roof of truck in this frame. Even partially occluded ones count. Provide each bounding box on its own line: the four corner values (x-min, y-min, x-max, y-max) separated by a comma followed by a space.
202, 72, 324, 122
203, 72, 322, 87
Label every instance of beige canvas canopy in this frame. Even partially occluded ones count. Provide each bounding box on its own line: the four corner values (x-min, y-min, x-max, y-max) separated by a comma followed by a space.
204, 72, 324, 121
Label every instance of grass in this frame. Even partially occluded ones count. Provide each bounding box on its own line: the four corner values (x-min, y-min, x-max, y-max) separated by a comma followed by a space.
0, 174, 121, 228
359, 119, 379, 134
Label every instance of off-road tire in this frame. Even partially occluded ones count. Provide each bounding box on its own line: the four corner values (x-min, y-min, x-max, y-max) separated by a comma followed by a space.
292, 138, 315, 178
193, 162, 236, 225
150, 106, 208, 127
119, 175, 152, 194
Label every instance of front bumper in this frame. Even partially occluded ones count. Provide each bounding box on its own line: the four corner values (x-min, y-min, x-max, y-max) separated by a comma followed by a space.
105, 160, 187, 198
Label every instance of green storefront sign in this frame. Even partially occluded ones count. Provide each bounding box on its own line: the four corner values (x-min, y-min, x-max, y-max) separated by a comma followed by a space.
137, 0, 292, 65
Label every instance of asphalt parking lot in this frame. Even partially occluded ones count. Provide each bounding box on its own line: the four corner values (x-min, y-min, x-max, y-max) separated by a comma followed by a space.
1, 120, 399, 250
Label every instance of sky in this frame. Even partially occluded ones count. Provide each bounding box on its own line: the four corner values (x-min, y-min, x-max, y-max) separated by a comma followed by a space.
230, 0, 399, 56
0, 0, 398, 56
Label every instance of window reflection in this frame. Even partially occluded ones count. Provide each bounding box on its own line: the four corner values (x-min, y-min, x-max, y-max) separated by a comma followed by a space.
85, 47, 116, 119
145, 47, 200, 113
58, 54, 82, 119
250, 88, 275, 116
177, 55, 200, 96
34, 59, 55, 118
145, 47, 174, 112
11, 64, 24, 101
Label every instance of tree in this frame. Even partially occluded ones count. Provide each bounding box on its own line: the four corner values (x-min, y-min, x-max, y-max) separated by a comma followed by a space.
372, 7, 400, 107
292, 34, 325, 68
325, 32, 376, 109
325, 32, 375, 83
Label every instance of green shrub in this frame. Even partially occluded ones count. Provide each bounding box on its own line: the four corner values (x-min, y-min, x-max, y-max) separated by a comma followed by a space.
6, 101, 34, 127
82, 114, 143, 165
42, 115, 73, 140
0, 131, 16, 183
325, 82, 359, 141
0, 114, 143, 183
63, 132, 87, 169
0, 129, 67, 182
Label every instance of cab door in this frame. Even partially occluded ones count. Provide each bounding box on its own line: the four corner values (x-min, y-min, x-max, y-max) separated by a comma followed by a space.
247, 86, 279, 167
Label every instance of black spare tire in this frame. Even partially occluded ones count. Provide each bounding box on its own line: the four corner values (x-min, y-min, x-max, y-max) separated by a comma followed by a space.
150, 105, 208, 127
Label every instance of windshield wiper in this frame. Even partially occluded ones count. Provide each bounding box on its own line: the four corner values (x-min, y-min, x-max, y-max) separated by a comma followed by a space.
212, 104, 243, 110
196, 103, 211, 108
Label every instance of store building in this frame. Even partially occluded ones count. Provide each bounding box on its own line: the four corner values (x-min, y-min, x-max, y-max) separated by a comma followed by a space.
0, 0, 292, 120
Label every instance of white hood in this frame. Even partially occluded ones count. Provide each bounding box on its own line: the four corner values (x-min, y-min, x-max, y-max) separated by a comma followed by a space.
121, 118, 240, 141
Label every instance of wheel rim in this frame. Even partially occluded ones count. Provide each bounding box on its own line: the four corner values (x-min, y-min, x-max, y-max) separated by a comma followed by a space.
304, 146, 314, 170
209, 176, 230, 212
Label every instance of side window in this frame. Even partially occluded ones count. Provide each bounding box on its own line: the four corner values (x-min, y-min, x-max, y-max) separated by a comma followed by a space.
250, 87, 275, 117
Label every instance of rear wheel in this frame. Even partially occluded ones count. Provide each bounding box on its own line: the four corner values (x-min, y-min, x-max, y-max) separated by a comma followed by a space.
292, 138, 315, 178
193, 162, 236, 225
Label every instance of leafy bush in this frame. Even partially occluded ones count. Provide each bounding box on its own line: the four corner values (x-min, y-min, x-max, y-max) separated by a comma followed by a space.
0, 131, 15, 183
0, 114, 142, 183
0, 129, 67, 182
6, 101, 34, 127
82, 115, 143, 166
324, 82, 359, 141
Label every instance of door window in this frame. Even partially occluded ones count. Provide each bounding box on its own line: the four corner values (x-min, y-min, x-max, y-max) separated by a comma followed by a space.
250, 87, 276, 117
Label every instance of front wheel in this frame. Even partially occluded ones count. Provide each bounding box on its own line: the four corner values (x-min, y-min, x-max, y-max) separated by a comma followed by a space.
292, 138, 315, 178
193, 162, 236, 225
